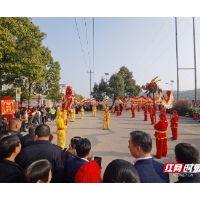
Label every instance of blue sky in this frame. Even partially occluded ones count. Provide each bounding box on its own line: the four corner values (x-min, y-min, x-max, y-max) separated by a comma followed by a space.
31, 17, 200, 98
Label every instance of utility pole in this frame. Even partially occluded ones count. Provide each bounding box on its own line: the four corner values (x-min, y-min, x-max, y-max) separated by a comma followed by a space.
175, 17, 179, 102
88, 69, 94, 99
193, 17, 197, 104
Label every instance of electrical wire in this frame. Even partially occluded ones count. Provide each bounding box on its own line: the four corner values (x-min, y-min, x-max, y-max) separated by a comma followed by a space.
160, 49, 176, 79
84, 17, 91, 70
134, 19, 184, 76
133, 18, 168, 70
93, 17, 94, 87
74, 17, 88, 72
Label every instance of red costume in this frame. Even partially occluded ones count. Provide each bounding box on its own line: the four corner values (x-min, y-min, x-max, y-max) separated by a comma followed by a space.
170, 110, 179, 140
148, 105, 151, 113
154, 113, 168, 158
160, 105, 163, 113
144, 106, 148, 121
27, 108, 32, 116
138, 104, 141, 112
160, 107, 167, 122
131, 106, 135, 118
117, 106, 121, 116
125, 104, 128, 112
150, 107, 155, 125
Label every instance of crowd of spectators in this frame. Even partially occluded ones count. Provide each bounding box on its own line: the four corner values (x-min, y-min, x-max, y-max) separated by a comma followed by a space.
0, 122, 200, 183
13, 104, 60, 132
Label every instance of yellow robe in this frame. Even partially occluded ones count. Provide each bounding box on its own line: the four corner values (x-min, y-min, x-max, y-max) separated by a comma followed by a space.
63, 110, 68, 126
93, 106, 97, 117
81, 108, 84, 119
103, 111, 110, 129
70, 108, 75, 122
56, 110, 67, 150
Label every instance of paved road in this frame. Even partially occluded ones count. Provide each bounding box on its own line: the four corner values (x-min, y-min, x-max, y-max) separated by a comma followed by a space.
25, 110, 200, 183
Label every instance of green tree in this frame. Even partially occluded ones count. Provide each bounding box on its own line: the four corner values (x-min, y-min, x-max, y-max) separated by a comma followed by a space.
0, 18, 61, 107
117, 66, 141, 98
92, 78, 108, 101
108, 74, 124, 109
0, 17, 48, 103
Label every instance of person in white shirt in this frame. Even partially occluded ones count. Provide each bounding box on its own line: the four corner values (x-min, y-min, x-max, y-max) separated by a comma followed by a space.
32, 109, 41, 125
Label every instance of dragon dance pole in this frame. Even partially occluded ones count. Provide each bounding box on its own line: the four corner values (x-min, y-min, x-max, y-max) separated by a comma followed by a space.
153, 93, 156, 123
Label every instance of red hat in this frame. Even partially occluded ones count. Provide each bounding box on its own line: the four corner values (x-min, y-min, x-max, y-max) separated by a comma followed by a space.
160, 113, 166, 121
75, 161, 100, 183
173, 110, 178, 115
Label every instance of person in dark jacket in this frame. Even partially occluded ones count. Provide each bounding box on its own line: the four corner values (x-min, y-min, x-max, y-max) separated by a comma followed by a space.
65, 138, 91, 183
175, 142, 200, 183
16, 124, 66, 183
0, 131, 11, 140
21, 124, 37, 149
9, 118, 23, 142
128, 130, 169, 183
0, 135, 23, 183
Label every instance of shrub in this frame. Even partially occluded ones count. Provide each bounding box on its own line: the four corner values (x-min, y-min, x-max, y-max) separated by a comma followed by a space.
172, 101, 192, 116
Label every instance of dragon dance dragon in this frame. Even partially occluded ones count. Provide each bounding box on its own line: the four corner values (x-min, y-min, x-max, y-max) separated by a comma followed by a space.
141, 76, 174, 109
116, 76, 175, 109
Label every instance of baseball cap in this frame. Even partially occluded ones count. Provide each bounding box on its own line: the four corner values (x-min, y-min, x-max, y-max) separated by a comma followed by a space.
75, 160, 100, 183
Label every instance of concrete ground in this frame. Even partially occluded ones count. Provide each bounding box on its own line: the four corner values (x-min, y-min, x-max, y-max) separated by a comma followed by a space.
22, 109, 200, 183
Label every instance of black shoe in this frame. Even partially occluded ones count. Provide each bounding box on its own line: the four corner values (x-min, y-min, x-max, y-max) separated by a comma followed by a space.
153, 155, 161, 159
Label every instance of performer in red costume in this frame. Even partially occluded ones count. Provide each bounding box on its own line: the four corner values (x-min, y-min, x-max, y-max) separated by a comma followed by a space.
148, 104, 151, 113
125, 104, 128, 112
150, 106, 155, 125
160, 104, 163, 113
153, 113, 168, 159
170, 110, 179, 140
131, 105, 135, 118
144, 106, 148, 121
155, 104, 157, 112
117, 105, 121, 116
138, 104, 141, 112
161, 108, 167, 122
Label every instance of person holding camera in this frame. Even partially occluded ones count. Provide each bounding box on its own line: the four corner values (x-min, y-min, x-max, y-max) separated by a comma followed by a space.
64, 137, 93, 161
65, 138, 91, 183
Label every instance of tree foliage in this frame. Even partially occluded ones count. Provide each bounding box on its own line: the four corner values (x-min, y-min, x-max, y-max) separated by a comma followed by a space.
0, 17, 61, 106
108, 74, 124, 108
91, 78, 108, 101
117, 66, 141, 98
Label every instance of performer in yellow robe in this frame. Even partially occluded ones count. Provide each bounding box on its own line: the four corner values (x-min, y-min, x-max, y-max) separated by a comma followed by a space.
70, 106, 75, 122
92, 105, 97, 117
56, 109, 67, 150
63, 109, 68, 126
103, 109, 110, 130
81, 105, 84, 119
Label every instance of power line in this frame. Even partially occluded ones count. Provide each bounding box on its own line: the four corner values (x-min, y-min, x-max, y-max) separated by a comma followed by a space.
135, 18, 184, 76
160, 49, 176, 78
84, 17, 91, 70
133, 18, 168, 70
74, 17, 88, 72
93, 17, 94, 87
136, 40, 176, 79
